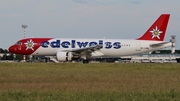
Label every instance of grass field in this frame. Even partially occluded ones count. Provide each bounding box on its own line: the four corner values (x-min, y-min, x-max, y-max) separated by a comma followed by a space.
0, 62, 180, 101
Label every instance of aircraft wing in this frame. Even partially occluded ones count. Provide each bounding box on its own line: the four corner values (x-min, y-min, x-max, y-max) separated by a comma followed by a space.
150, 42, 170, 48
71, 45, 102, 57
61, 45, 102, 57
71, 45, 101, 52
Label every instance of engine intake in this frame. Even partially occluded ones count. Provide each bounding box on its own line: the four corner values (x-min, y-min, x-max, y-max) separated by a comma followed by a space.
56, 52, 72, 62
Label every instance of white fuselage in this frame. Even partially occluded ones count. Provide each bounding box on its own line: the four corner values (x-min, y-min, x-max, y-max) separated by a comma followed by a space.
31, 38, 172, 57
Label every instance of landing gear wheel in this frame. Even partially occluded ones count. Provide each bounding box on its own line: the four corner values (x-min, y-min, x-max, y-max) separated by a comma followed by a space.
83, 60, 89, 64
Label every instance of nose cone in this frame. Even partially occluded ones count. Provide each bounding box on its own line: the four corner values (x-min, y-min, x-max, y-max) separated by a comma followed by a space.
8, 45, 16, 53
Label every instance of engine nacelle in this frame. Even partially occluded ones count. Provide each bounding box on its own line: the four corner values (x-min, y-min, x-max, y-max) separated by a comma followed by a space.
56, 52, 72, 62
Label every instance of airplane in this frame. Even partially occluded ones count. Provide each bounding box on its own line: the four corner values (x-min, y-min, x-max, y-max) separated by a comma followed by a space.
9, 14, 173, 63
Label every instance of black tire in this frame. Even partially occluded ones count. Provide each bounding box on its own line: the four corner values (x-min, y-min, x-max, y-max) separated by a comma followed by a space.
83, 60, 89, 64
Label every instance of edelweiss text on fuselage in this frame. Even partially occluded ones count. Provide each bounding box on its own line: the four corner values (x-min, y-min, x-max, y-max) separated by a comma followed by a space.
41, 40, 121, 49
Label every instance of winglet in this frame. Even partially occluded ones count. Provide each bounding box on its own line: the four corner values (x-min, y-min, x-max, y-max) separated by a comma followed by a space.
137, 14, 170, 41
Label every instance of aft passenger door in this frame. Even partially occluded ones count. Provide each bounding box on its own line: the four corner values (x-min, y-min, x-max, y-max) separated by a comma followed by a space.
136, 41, 141, 51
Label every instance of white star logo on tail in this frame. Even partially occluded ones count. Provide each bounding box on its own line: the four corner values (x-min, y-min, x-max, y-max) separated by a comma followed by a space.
150, 26, 163, 39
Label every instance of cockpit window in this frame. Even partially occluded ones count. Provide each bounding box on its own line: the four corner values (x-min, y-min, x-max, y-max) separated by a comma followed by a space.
15, 41, 22, 45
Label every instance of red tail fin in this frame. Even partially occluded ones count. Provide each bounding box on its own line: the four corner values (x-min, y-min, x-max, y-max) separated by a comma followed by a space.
137, 14, 170, 41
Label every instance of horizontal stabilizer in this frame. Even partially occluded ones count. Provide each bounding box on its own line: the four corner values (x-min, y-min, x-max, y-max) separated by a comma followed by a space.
150, 42, 170, 48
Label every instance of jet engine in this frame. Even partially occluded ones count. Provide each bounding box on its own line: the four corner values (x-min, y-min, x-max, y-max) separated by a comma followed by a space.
56, 52, 72, 61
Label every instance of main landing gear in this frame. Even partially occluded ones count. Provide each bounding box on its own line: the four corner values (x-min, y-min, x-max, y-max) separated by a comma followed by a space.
83, 60, 89, 64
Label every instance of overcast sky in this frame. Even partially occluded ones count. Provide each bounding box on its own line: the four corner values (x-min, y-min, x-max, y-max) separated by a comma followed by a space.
0, 0, 180, 49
